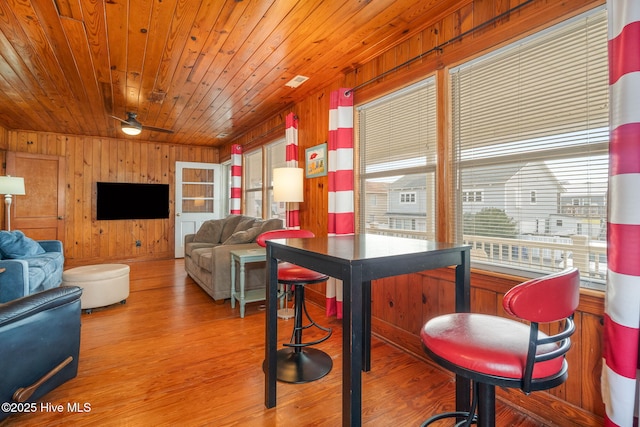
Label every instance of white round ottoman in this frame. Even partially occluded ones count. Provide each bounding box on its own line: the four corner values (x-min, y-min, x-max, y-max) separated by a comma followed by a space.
62, 264, 130, 313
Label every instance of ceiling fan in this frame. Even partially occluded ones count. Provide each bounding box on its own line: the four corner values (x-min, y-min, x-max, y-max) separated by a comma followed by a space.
111, 112, 174, 135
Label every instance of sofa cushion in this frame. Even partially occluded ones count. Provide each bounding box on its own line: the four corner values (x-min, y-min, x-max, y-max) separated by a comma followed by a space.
0, 230, 45, 259
191, 248, 213, 270
223, 224, 263, 245
25, 253, 63, 292
32, 252, 64, 272
184, 242, 217, 257
234, 217, 257, 232
222, 218, 284, 245
258, 218, 284, 234
193, 220, 224, 243
219, 215, 245, 242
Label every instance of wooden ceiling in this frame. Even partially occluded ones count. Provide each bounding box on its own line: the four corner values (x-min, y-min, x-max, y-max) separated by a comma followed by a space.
0, 0, 463, 147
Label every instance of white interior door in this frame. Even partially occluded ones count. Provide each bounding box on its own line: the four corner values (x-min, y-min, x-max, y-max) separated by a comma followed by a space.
175, 161, 221, 257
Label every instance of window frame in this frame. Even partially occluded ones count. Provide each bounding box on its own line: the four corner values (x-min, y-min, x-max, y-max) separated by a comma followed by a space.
357, 77, 438, 239
241, 138, 286, 220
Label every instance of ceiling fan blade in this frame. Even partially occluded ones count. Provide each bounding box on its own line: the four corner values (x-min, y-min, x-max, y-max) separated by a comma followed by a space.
141, 125, 174, 134
111, 113, 173, 133
110, 115, 131, 124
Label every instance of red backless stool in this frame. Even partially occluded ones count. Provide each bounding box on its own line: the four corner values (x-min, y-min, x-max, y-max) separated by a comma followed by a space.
257, 229, 333, 384
420, 267, 580, 427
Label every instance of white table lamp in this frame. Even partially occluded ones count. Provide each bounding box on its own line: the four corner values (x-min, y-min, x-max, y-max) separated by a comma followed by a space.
273, 167, 304, 203
272, 167, 304, 319
0, 176, 26, 231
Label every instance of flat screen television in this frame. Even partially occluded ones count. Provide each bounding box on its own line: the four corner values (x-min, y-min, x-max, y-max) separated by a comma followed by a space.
96, 182, 170, 220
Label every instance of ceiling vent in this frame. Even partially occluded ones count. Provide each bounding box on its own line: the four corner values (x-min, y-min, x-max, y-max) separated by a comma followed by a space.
285, 75, 309, 88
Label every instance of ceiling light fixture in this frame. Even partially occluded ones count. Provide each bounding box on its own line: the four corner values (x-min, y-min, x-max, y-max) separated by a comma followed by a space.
121, 117, 142, 136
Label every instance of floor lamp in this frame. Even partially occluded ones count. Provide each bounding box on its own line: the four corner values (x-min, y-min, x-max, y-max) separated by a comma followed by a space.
0, 176, 26, 231
273, 167, 304, 319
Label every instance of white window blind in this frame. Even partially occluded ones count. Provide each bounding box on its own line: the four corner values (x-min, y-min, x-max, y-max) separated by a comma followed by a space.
266, 139, 286, 220
244, 149, 263, 218
451, 7, 608, 289
358, 78, 437, 238
243, 139, 286, 219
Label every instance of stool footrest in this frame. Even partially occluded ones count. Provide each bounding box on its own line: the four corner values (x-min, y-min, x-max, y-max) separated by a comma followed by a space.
284, 317, 332, 348
421, 380, 479, 427
420, 411, 477, 427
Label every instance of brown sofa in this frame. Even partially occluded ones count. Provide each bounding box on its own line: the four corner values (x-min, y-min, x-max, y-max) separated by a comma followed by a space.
184, 215, 283, 301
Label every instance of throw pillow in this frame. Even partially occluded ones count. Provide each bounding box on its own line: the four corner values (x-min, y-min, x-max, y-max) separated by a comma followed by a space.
219, 215, 245, 242
193, 220, 224, 243
258, 218, 283, 235
222, 224, 263, 245
0, 230, 45, 259
234, 217, 257, 233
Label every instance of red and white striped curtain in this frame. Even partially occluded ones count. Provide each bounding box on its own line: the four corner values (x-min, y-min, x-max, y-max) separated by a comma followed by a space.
230, 144, 242, 215
602, 1, 640, 426
326, 88, 354, 319
285, 112, 300, 229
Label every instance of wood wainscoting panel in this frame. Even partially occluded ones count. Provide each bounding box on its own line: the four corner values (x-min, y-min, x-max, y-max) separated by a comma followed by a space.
5, 130, 219, 266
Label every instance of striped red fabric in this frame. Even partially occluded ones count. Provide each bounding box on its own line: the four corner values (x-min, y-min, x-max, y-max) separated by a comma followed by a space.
610, 124, 640, 174
285, 112, 300, 229
608, 21, 640, 82
326, 88, 354, 318
607, 223, 640, 276
603, 313, 640, 378
230, 144, 242, 214
603, 1, 640, 426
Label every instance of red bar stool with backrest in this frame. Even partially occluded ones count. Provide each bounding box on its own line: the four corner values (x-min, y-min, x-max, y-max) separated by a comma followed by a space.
419, 267, 580, 427
257, 229, 333, 384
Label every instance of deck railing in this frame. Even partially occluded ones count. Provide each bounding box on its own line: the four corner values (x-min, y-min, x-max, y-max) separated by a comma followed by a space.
365, 228, 607, 286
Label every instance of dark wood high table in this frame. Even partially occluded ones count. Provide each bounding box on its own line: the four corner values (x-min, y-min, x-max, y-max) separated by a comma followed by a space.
264, 234, 471, 426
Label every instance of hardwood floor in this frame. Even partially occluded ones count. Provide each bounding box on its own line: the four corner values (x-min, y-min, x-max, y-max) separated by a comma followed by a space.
3, 259, 553, 426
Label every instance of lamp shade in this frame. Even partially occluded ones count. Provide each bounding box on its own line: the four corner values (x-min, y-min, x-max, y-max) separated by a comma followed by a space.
0, 176, 25, 195
273, 167, 303, 202
121, 121, 142, 135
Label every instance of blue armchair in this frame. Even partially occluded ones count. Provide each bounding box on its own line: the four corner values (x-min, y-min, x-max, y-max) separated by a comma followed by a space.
0, 286, 82, 421
0, 235, 64, 304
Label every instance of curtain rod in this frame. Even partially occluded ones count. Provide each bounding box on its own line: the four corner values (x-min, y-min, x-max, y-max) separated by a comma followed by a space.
238, 123, 285, 147
236, 115, 299, 147
345, 0, 536, 96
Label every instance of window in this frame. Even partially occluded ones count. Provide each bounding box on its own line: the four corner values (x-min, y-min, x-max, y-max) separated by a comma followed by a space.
400, 192, 416, 204
358, 78, 437, 238
463, 190, 483, 203
222, 162, 231, 216
266, 139, 286, 220
451, 7, 608, 289
243, 139, 286, 219
244, 149, 263, 218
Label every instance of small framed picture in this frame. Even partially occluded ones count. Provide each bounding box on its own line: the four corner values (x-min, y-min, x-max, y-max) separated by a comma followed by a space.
305, 143, 327, 178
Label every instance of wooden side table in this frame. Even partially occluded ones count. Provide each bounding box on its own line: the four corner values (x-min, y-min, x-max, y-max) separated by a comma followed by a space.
230, 248, 266, 318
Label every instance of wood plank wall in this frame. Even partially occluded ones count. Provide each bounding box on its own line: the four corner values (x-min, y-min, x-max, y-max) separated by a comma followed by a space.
0, 129, 218, 265
228, 0, 606, 425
